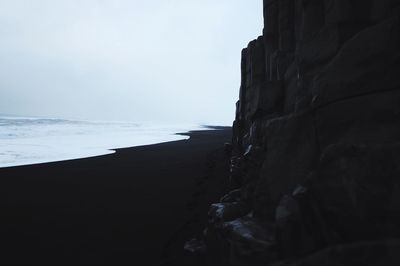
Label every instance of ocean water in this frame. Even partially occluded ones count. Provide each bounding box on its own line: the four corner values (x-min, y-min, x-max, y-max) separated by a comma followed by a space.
0, 116, 203, 168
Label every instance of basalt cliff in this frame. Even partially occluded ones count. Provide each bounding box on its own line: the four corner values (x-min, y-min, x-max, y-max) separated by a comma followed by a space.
200, 0, 400, 265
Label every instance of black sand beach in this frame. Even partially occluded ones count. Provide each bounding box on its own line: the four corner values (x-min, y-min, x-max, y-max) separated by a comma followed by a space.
0, 128, 231, 266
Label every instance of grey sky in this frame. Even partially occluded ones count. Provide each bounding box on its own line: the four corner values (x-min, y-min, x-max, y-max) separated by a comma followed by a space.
0, 0, 262, 125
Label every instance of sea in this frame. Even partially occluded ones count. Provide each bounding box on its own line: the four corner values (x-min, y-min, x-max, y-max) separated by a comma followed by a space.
0, 115, 204, 168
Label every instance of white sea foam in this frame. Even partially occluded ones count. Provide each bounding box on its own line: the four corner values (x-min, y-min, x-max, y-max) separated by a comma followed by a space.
0, 116, 204, 168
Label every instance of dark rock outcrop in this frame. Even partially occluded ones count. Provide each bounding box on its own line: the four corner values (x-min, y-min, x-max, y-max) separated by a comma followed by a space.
204, 0, 400, 265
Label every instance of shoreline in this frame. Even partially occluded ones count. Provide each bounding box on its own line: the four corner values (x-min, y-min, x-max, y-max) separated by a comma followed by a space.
0, 125, 225, 170
0, 128, 231, 266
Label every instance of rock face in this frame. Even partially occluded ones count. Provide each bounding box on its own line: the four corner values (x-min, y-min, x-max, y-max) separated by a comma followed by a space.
205, 0, 400, 265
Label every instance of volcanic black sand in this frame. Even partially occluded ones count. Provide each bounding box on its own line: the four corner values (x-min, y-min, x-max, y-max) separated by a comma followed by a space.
0, 128, 231, 266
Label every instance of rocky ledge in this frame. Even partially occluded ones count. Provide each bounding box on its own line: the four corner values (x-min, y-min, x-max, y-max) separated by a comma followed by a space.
187, 0, 400, 265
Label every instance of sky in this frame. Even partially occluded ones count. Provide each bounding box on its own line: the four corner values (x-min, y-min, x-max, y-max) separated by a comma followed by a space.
0, 0, 262, 125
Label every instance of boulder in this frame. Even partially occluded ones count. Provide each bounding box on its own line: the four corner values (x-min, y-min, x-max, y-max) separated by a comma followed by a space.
184, 238, 206, 254
222, 215, 277, 266
220, 189, 242, 203
208, 202, 251, 226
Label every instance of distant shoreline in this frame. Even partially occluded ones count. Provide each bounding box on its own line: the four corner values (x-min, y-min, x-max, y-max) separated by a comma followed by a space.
0, 116, 225, 168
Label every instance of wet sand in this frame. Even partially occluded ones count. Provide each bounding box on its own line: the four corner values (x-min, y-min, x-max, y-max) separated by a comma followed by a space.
0, 128, 231, 266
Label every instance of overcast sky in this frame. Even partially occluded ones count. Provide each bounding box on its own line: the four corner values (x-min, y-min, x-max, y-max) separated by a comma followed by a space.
0, 0, 262, 125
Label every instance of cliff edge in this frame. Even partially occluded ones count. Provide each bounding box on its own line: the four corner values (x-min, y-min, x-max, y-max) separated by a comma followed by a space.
201, 1, 400, 265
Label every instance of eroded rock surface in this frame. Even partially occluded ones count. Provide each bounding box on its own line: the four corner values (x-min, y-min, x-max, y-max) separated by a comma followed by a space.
203, 0, 400, 265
